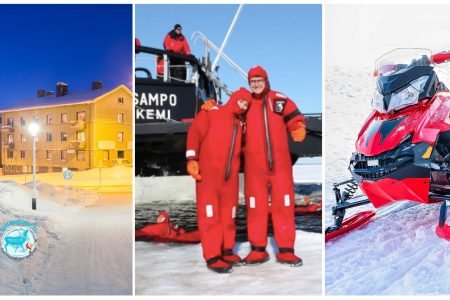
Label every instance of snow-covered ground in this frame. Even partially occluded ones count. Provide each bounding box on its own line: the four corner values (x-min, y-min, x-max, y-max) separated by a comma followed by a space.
0, 167, 132, 295
293, 158, 321, 184
136, 230, 321, 295
135, 161, 322, 295
325, 66, 450, 295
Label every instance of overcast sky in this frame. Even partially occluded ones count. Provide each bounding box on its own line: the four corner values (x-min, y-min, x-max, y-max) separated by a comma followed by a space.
326, 4, 450, 70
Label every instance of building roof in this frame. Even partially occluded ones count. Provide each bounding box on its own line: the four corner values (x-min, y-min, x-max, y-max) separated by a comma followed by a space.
0, 85, 131, 113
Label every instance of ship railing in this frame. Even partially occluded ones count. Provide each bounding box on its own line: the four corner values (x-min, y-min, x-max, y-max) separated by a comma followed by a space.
191, 31, 247, 82
135, 46, 201, 85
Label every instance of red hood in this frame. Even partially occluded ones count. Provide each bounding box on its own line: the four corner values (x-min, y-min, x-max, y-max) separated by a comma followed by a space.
355, 95, 450, 156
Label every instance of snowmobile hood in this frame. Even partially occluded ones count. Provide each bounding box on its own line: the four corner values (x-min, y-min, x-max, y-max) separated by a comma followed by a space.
355, 100, 433, 156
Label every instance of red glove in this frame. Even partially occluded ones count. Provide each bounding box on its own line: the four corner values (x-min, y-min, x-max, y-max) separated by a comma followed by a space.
291, 125, 306, 142
201, 99, 216, 111
187, 160, 202, 181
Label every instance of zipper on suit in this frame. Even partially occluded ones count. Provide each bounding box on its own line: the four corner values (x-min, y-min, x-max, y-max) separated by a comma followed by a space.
225, 117, 238, 180
263, 96, 273, 171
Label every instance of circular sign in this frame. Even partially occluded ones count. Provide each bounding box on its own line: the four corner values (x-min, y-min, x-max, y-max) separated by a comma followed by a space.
1, 226, 37, 259
63, 169, 73, 180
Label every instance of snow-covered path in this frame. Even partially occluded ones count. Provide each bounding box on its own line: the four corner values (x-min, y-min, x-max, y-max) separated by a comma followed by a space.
136, 230, 322, 295
325, 66, 450, 295
38, 202, 133, 295
0, 180, 132, 295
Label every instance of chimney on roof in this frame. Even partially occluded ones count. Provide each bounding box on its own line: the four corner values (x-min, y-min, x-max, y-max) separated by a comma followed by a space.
92, 81, 103, 90
46, 91, 54, 96
37, 89, 46, 98
56, 82, 68, 97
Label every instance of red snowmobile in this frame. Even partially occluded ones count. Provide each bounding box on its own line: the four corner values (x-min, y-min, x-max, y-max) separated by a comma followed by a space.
326, 48, 450, 242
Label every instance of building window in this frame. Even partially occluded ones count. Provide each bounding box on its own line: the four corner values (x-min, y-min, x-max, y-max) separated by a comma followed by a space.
21, 134, 26, 143
61, 132, 68, 142
47, 132, 52, 142
46, 150, 52, 160
118, 132, 124, 142
77, 151, 86, 161
20, 117, 26, 127
61, 150, 67, 161
77, 111, 86, 121
7, 150, 13, 159
20, 150, 26, 159
117, 113, 124, 123
118, 150, 124, 159
7, 134, 14, 143
77, 131, 85, 142
47, 115, 53, 125
6, 118, 14, 127
61, 113, 68, 124
118, 97, 124, 104
103, 150, 109, 161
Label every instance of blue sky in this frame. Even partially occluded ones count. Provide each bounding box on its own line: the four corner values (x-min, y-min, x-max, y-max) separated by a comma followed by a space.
0, 4, 132, 108
136, 4, 322, 113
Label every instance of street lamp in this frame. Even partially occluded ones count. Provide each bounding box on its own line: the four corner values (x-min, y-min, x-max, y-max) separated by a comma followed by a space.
28, 122, 39, 210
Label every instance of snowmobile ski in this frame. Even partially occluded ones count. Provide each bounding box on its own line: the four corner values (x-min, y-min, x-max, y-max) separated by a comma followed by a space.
325, 210, 375, 242
436, 200, 450, 241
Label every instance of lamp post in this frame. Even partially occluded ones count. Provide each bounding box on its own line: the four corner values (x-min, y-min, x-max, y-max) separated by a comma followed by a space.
28, 122, 39, 210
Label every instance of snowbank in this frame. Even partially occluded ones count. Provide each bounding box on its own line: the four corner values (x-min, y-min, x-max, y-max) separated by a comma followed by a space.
293, 163, 321, 184
136, 230, 322, 295
0, 179, 132, 295
0, 165, 132, 193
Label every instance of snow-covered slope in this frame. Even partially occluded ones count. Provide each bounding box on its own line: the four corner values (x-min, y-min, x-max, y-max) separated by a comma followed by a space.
325, 66, 450, 295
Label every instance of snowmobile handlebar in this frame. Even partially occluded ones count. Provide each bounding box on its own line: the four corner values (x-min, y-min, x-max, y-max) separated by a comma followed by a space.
431, 52, 450, 64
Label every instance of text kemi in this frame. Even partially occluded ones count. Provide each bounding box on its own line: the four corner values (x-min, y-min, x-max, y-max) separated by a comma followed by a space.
134, 92, 177, 120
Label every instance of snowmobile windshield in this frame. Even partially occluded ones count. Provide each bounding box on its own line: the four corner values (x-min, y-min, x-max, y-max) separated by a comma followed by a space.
375, 48, 433, 77
372, 48, 438, 114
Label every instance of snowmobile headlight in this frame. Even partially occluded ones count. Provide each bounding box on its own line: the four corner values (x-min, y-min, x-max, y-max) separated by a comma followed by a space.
372, 90, 386, 113
387, 85, 420, 113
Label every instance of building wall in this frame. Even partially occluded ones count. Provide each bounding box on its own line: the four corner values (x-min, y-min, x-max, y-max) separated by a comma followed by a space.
89, 88, 133, 168
1, 86, 132, 175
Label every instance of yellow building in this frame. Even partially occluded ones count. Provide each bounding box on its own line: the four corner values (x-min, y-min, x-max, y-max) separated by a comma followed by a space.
0, 82, 132, 175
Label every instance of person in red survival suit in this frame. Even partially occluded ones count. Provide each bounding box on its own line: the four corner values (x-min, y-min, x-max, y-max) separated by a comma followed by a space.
163, 24, 192, 81
155, 210, 185, 237
243, 66, 307, 267
135, 210, 185, 240
186, 88, 252, 274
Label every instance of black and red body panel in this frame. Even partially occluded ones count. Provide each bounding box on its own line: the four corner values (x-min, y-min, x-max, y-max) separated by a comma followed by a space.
350, 92, 450, 208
